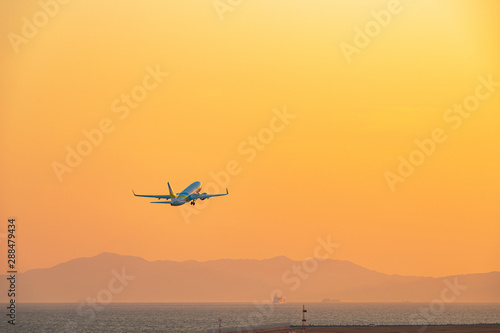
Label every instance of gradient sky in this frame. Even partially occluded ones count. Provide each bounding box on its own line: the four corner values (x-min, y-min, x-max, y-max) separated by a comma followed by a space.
1, 0, 499, 277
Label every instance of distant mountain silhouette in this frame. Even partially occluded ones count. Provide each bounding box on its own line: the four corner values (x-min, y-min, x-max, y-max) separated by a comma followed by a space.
3, 253, 499, 302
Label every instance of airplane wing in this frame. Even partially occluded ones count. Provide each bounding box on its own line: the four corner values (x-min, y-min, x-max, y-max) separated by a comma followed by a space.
191, 189, 229, 200
150, 201, 173, 204
132, 190, 171, 200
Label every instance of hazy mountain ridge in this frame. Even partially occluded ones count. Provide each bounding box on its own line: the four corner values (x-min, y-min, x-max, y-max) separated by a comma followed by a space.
3, 253, 499, 302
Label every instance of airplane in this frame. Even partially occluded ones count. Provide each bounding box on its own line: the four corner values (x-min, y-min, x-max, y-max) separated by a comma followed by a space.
132, 181, 228, 206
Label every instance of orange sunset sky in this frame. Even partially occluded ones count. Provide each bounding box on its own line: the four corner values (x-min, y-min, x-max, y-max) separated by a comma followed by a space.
1, 0, 499, 278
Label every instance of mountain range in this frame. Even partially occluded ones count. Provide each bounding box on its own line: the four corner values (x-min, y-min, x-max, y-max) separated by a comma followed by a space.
3, 253, 499, 302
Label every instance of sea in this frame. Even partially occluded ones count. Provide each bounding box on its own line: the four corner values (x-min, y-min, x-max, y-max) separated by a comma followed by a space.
3, 302, 500, 332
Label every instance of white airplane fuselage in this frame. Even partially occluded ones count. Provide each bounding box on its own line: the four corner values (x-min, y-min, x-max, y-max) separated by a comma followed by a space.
171, 181, 202, 206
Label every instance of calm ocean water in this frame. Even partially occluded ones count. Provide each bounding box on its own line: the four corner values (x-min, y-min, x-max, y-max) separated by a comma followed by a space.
3, 302, 499, 332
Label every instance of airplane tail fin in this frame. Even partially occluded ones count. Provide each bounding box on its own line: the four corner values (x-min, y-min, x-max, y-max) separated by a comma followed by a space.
167, 182, 176, 198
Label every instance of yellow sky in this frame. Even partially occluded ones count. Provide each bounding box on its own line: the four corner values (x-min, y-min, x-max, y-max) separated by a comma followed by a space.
1, 0, 499, 277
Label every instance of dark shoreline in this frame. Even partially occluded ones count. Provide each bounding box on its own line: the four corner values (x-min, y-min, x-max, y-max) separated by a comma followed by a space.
235, 324, 500, 333
294, 323, 500, 327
